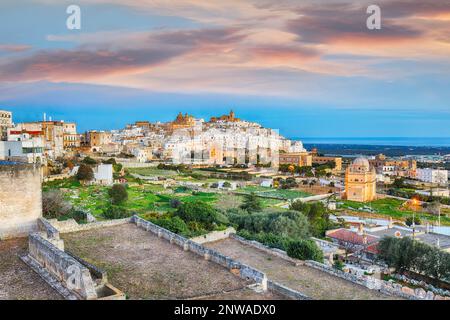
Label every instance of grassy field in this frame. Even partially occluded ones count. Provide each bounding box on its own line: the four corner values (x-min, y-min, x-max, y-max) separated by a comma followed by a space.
242, 186, 311, 200
43, 176, 287, 220
340, 198, 450, 226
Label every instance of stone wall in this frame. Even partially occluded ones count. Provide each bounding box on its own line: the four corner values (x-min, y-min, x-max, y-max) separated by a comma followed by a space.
47, 217, 131, 234
0, 163, 42, 239
190, 227, 236, 244
26, 233, 98, 300
267, 280, 311, 300
304, 260, 449, 300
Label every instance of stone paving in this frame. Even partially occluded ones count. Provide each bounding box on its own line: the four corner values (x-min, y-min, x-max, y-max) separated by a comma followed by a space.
0, 238, 62, 300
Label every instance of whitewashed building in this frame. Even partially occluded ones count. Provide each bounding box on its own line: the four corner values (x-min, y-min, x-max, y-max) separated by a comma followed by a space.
416, 168, 448, 185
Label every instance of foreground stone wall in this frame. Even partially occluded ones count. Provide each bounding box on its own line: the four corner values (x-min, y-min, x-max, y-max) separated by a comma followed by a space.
304, 260, 449, 300
27, 233, 98, 300
47, 217, 131, 234
0, 164, 42, 239
191, 227, 236, 244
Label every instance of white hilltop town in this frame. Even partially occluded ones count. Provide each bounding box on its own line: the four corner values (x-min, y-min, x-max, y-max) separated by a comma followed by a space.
0, 108, 450, 301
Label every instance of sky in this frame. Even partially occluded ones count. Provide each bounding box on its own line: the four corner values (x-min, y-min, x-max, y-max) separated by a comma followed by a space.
0, 0, 449, 138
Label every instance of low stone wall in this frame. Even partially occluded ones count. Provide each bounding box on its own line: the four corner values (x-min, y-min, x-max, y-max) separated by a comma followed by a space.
47, 217, 131, 234
43, 173, 72, 182
26, 233, 98, 300
37, 218, 60, 239
230, 234, 301, 265
190, 227, 236, 244
304, 260, 448, 300
267, 280, 311, 300
132, 215, 268, 291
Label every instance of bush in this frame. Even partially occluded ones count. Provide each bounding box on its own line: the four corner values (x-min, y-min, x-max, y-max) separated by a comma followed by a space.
286, 239, 323, 262
333, 260, 345, 271
229, 210, 310, 240
152, 216, 190, 236
42, 190, 73, 219
76, 164, 94, 182
102, 205, 132, 219
169, 198, 182, 208
223, 181, 232, 188
82, 156, 97, 165
108, 184, 128, 205
175, 201, 228, 230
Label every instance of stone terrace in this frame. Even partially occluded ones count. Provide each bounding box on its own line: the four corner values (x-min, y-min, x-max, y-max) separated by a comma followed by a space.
62, 224, 277, 300
205, 238, 399, 300
0, 238, 62, 300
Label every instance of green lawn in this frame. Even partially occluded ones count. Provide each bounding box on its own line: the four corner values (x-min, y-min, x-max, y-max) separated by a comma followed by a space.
127, 167, 178, 177
340, 198, 450, 226
242, 186, 311, 200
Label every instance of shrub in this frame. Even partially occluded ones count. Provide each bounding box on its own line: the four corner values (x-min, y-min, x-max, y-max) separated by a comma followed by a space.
102, 205, 132, 219
42, 190, 73, 219
169, 198, 182, 208
153, 216, 190, 236
286, 239, 323, 262
82, 156, 97, 165
333, 260, 345, 271
76, 164, 94, 182
108, 184, 128, 205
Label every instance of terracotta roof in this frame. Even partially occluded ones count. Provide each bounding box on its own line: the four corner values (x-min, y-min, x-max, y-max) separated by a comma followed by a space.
327, 228, 378, 245
364, 243, 380, 254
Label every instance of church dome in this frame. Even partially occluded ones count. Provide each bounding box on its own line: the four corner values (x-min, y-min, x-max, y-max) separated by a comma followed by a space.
351, 157, 370, 171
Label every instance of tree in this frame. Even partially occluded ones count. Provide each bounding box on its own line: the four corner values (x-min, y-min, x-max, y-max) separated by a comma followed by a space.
82, 156, 97, 165
175, 201, 227, 230
222, 181, 232, 188
405, 216, 421, 227
42, 190, 73, 219
240, 192, 262, 213
108, 184, 128, 205
286, 239, 323, 262
378, 236, 450, 280
76, 164, 94, 182
289, 201, 330, 237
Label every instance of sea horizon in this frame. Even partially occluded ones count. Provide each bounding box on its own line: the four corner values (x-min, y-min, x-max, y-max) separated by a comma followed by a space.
293, 137, 450, 147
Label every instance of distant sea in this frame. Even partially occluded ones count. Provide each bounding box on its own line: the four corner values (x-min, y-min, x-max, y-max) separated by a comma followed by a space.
293, 137, 450, 147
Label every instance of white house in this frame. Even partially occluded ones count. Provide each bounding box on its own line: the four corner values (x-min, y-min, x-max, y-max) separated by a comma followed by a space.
0, 140, 44, 164
70, 164, 113, 186
93, 163, 114, 185
416, 168, 448, 185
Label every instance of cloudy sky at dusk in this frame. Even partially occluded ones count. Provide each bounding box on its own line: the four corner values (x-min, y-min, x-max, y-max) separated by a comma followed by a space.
0, 0, 449, 138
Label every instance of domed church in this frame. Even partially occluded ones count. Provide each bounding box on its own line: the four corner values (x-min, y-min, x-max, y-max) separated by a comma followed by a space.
345, 157, 377, 202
